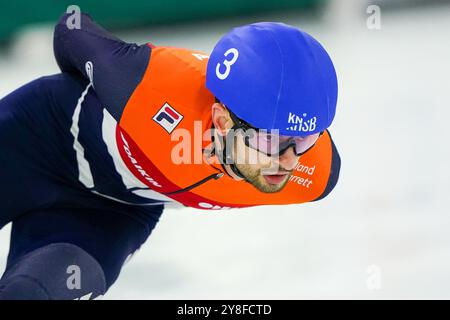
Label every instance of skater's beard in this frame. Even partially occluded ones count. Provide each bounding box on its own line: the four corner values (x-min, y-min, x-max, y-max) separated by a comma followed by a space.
230, 136, 294, 193
235, 161, 292, 193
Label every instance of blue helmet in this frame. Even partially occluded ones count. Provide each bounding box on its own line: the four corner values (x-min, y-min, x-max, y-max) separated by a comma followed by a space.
206, 22, 338, 137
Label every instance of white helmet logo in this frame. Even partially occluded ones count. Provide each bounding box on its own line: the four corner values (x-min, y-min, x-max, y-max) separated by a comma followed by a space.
216, 48, 239, 80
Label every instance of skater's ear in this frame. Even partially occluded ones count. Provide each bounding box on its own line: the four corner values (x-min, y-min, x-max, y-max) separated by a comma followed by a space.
211, 101, 233, 136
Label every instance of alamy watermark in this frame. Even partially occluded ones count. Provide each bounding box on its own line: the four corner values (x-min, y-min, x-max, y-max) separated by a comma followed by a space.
67, 264, 81, 290
66, 5, 81, 30
367, 5, 382, 30
366, 264, 382, 290
169, 121, 288, 168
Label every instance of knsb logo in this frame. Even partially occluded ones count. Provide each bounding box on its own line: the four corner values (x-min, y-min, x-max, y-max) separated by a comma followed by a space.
286, 112, 317, 133
153, 103, 183, 134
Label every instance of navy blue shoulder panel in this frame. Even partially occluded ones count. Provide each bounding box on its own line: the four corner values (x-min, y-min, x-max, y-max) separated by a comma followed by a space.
313, 130, 341, 202
53, 13, 151, 121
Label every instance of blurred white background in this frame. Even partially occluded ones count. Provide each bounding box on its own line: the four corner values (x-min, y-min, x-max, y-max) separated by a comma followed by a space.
1, 0, 450, 299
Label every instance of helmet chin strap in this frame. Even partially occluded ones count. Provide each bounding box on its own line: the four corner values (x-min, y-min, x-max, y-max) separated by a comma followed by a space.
212, 126, 246, 181
224, 150, 246, 181
223, 160, 246, 181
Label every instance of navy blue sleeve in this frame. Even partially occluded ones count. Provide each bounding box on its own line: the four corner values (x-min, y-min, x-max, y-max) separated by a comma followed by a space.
313, 130, 341, 202
53, 13, 151, 121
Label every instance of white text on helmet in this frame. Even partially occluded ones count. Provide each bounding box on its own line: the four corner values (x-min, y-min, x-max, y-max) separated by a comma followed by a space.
286, 112, 317, 132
